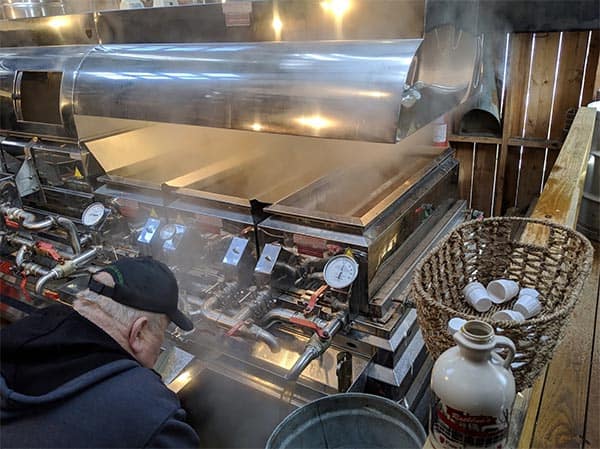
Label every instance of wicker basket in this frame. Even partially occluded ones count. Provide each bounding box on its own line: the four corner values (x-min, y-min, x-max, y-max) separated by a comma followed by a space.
412, 217, 594, 391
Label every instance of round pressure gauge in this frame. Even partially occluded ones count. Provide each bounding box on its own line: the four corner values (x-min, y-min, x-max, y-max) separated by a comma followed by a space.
323, 254, 359, 289
81, 202, 106, 227
159, 224, 177, 241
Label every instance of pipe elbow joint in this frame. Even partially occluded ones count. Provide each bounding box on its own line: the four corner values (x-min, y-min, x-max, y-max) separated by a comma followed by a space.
35, 270, 59, 294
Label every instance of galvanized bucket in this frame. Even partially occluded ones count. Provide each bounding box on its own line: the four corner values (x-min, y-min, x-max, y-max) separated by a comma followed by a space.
265, 393, 426, 449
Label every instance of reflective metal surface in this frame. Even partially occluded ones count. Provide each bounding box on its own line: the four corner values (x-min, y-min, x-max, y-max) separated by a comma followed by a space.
0, 13, 98, 46
1, 1, 425, 47
73, 40, 421, 143
1, 9, 481, 143
266, 393, 426, 449
1, 0, 65, 19
0, 45, 94, 140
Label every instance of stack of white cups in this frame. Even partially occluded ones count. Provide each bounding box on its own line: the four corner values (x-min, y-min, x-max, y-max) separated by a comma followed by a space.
461, 279, 543, 322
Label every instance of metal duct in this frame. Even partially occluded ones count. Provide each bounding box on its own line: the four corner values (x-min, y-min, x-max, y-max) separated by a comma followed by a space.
72, 41, 422, 143
72, 36, 478, 143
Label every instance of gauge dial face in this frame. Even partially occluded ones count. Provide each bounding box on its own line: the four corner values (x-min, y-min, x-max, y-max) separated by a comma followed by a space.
160, 224, 177, 240
82, 202, 105, 227
323, 255, 359, 289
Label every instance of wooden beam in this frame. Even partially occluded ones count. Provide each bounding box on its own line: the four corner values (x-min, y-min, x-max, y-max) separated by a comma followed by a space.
530, 241, 599, 448
513, 107, 597, 448
526, 107, 596, 224
584, 265, 600, 449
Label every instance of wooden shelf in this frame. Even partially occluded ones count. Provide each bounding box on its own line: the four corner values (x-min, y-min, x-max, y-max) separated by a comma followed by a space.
449, 134, 562, 150
448, 134, 502, 145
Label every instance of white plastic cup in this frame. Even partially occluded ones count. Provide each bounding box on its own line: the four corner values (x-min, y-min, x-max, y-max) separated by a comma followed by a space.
463, 282, 492, 312
487, 279, 520, 304
491, 310, 525, 322
463, 281, 484, 295
513, 295, 542, 319
519, 288, 540, 299
448, 317, 467, 335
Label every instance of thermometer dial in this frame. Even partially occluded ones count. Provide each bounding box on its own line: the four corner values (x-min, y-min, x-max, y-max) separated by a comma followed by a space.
81, 202, 106, 227
323, 254, 359, 289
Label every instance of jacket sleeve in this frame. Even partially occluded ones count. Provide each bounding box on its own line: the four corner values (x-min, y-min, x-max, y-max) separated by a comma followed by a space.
144, 407, 200, 449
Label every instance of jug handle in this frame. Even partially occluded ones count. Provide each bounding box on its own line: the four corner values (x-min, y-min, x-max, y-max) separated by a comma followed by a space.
493, 336, 516, 369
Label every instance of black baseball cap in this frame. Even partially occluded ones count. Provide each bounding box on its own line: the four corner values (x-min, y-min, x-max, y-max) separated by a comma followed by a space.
88, 257, 193, 331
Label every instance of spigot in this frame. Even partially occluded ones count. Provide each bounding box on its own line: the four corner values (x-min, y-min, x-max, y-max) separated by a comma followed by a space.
285, 333, 326, 382
284, 311, 347, 381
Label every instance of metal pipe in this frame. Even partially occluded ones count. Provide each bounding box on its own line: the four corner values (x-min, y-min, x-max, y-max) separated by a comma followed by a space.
262, 308, 329, 330
35, 270, 59, 294
21, 262, 49, 277
56, 216, 81, 254
7, 235, 35, 248
1, 206, 55, 231
34, 246, 99, 294
2, 207, 83, 256
70, 246, 98, 266
199, 295, 280, 353
15, 244, 28, 268
21, 214, 54, 231
285, 311, 346, 381
286, 338, 321, 382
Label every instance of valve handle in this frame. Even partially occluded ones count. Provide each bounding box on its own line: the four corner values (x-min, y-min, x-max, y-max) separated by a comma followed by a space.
290, 317, 330, 339
304, 284, 329, 314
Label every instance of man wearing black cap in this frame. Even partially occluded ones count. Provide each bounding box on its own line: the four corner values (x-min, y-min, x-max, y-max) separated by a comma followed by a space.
0, 257, 200, 448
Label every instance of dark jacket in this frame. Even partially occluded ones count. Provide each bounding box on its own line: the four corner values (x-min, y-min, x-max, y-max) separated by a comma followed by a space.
0, 304, 199, 448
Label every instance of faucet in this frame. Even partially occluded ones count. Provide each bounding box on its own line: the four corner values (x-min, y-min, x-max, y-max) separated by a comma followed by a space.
285, 311, 347, 381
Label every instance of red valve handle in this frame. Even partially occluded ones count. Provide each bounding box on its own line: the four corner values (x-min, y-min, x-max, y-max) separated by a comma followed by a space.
304, 284, 328, 314
289, 317, 330, 339
4, 218, 19, 229
226, 319, 249, 337
35, 241, 64, 263
20, 272, 32, 303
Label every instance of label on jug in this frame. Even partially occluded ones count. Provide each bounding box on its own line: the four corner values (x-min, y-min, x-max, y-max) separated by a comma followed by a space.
429, 394, 509, 449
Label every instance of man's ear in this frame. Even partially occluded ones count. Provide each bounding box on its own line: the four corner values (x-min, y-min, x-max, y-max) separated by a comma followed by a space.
128, 316, 149, 355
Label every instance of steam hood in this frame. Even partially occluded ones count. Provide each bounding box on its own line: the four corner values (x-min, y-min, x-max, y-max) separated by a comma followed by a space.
0, 27, 480, 144
71, 33, 479, 144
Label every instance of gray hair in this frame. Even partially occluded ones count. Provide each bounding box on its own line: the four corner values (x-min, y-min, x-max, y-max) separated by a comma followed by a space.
75, 289, 167, 334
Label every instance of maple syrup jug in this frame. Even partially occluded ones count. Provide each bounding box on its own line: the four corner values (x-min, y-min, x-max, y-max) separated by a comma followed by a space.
429, 320, 516, 449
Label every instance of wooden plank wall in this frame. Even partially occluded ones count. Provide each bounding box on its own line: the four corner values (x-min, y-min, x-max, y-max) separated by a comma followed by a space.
452, 30, 600, 216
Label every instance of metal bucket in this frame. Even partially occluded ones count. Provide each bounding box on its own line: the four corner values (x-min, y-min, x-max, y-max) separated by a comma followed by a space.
265, 393, 426, 449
